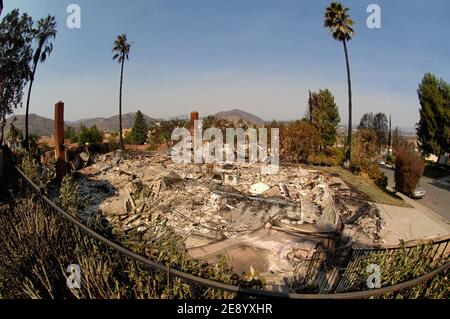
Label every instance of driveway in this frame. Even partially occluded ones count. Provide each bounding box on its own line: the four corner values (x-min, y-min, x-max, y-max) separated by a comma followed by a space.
381, 167, 450, 222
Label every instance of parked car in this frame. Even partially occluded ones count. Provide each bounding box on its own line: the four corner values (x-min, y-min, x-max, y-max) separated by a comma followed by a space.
410, 186, 426, 199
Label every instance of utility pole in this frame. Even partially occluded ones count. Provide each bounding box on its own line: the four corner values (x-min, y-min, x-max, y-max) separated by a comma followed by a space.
388, 114, 392, 154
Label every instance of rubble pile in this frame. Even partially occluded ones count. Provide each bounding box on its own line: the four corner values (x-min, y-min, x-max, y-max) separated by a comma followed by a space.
76, 150, 384, 287
78, 151, 338, 242
327, 175, 385, 243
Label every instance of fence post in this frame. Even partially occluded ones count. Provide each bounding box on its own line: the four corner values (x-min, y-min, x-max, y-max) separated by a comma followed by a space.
55, 101, 66, 182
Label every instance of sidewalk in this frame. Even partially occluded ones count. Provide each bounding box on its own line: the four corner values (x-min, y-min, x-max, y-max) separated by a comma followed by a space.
376, 191, 450, 245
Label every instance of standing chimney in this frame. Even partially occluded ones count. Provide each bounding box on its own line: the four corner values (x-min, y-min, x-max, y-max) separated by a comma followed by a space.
54, 101, 66, 182
190, 111, 199, 137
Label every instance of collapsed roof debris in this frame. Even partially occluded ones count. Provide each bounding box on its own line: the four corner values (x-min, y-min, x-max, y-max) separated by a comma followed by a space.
76, 150, 384, 289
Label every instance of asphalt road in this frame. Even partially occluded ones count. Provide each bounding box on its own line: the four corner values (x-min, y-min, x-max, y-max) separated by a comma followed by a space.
381, 167, 450, 221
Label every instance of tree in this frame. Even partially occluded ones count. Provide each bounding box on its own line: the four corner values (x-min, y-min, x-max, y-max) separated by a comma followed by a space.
7, 118, 23, 149
373, 112, 388, 149
308, 90, 313, 123
392, 127, 403, 154
24, 15, 57, 149
358, 112, 374, 130
0, 10, 33, 145
358, 112, 388, 151
77, 124, 103, 146
130, 111, 148, 145
280, 121, 320, 163
77, 124, 90, 145
351, 128, 388, 189
350, 128, 378, 174
416, 73, 450, 157
27, 133, 40, 158
64, 126, 78, 143
147, 118, 190, 150
112, 34, 132, 149
325, 2, 355, 163
89, 125, 103, 144
309, 89, 340, 148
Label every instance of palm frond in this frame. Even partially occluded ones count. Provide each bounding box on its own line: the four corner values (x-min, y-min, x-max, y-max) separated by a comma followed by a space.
33, 15, 57, 64
324, 2, 354, 42
112, 33, 132, 63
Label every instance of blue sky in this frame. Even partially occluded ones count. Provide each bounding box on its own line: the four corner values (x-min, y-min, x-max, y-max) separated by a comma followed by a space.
3, 0, 450, 128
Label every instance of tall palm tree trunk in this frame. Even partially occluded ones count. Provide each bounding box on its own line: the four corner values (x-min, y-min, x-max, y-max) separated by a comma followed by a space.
119, 57, 124, 149
343, 39, 352, 162
24, 63, 37, 150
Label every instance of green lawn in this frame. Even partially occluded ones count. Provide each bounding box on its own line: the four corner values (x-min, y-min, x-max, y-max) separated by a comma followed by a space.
303, 165, 411, 208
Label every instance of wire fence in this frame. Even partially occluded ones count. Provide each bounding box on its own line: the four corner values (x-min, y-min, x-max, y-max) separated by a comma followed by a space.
14, 166, 450, 299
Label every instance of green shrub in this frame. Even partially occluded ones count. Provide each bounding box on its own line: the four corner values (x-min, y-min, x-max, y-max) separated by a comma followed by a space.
58, 175, 79, 217
19, 155, 55, 191
327, 147, 345, 165
77, 124, 104, 146
307, 153, 339, 167
64, 126, 78, 143
372, 170, 388, 189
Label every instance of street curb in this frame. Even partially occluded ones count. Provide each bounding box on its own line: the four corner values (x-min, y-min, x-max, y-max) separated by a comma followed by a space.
387, 186, 450, 228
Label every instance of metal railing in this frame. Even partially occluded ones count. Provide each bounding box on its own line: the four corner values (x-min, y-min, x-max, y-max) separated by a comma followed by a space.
14, 167, 450, 299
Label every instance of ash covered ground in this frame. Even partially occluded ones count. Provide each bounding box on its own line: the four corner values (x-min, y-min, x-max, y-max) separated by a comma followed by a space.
76, 150, 384, 290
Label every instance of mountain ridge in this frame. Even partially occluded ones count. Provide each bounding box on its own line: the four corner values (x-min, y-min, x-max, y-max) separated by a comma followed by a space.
4, 108, 268, 136
3, 112, 156, 136
214, 108, 266, 125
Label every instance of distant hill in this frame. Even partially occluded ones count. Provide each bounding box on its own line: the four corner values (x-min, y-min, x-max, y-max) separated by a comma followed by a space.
4, 112, 156, 136
214, 109, 266, 125
69, 112, 156, 132
398, 127, 417, 136
4, 114, 55, 137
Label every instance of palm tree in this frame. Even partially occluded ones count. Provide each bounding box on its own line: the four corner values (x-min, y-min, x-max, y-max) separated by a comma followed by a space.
24, 15, 57, 150
324, 2, 355, 163
112, 34, 131, 149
